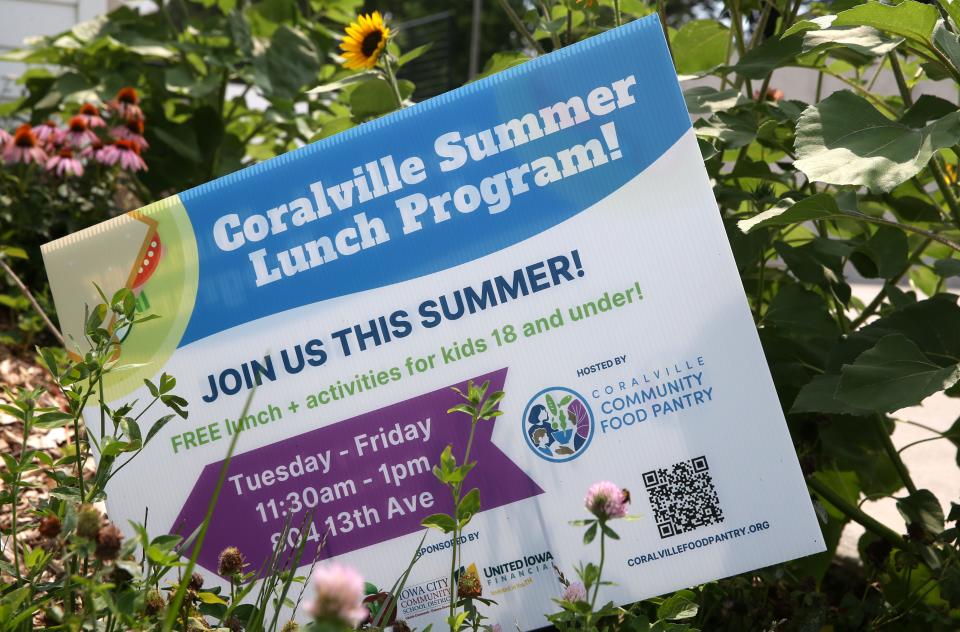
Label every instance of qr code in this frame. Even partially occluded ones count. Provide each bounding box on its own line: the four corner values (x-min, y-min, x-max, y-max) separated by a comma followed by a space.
643, 455, 724, 538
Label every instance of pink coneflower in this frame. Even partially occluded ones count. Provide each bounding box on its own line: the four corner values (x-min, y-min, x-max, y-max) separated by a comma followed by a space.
4, 124, 47, 164
110, 87, 143, 121
65, 116, 98, 148
82, 138, 103, 159
562, 581, 587, 603
77, 103, 106, 128
32, 120, 65, 146
99, 139, 147, 171
46, 148, 84, 177
110, 116, 148, 150
306, 563, 367, 626
0, 128, 10, 146
584, 481, 629, 520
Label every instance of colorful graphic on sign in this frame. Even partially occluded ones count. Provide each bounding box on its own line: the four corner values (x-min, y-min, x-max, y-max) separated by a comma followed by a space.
522, 387, 594, 462
42, 15, 825, 630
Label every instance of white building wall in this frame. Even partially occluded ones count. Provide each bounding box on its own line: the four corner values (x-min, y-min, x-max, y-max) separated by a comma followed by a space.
0, 0, 108, 98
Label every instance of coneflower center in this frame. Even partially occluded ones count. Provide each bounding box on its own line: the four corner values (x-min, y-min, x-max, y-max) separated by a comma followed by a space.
14, 132, 35, 148
361, 30, 383, 57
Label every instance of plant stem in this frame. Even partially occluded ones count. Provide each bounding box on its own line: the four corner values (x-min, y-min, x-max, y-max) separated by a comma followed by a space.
807, 476, 905, 549
613, 0, 622, 27
9, 411, 29, 586
730, 0, 753, 97
497, 0, 546, 54
382, 55, 404, 109
591, 527, 606, 609
0, 257, 65, 346
656, 0, 673, 63
927, 158, 960, 228
849, 237, 932, 329
873, 414, 918, 495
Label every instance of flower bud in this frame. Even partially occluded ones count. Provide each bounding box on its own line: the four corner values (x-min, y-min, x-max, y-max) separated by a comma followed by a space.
281, 621, 300, 632
145, 589, 165, 615
77, 504, 101, 539
38, 514, 61, 538
218, 546, 246, 576
95, 523, 123, 561
188, 572, 204, 591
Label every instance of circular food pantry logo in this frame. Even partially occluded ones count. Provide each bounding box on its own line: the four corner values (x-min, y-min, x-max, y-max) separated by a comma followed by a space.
522, 387, 594, 462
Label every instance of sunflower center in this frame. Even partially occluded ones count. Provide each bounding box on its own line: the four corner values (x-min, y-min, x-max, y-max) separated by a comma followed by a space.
361, 30, 383, 57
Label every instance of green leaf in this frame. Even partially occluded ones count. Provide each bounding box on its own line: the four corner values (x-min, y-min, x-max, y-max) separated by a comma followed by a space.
765, 285, 839, 339
897, 489, 945, 534
838, 334, 960, 412
738, 194, 845, 233
397, 43, 432, 67
804, 24, 903, 59
684, 87, 747, 115
196, 591, 228, 605
934, 258, 960, 278
421, 513, 456, 533
900, 94, 958, 128
938, 0, 960, 32
832, 1, 939, 46
694, 110, 757, 148
457, 488, 480, 524
849, 226, 909, 279
672, 20, 730, 75
350, 79, 412, 119
734, 34, 803, 79
791, 375, 871, 415
934, 21, 960, 76
256, 25, 320, 100
583, 522, 598, 545
794, 90, 960, 193
657, 589, 699, 620
474, 52, 530, 81
829, 295, 960, 370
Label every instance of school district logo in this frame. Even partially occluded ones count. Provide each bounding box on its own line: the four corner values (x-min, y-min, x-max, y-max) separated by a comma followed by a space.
522, 387, 594, 462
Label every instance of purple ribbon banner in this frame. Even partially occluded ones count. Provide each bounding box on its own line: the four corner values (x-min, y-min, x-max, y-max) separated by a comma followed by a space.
171, 368, 543, 573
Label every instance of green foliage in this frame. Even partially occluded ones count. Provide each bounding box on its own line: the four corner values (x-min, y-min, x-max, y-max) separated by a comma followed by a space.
4, 0, 960, 629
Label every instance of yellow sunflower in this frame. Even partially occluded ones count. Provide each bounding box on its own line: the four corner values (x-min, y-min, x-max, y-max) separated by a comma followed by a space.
341, 11, 391, 70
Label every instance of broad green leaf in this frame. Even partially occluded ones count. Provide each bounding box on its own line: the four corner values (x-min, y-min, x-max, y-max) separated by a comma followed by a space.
934, 258, 960, 278
672, 20, 729, 75
849, 226, 909, 279
833, 1, 939, 46
764, 285, 839, 339
900, 94, 958, 127
657, 589, 699, 620
938, 0, 960, 31
474, 52, 530, 81
350, 79, 414, 119
933, 21, 960, 75
791, 375, 871, 415
828, 295, 960, 370
897, 489, 945, 534
794, 90, 960, 193
803, 25, 903, 58
694, 110, 757, 148
838, 334, 960, 412
684, 86, 747, 115
733, 34, 803, 79
256, 25, 320, 100
738, 194, 845, 233
421, 513, 456, 533
457, 488, 480, 524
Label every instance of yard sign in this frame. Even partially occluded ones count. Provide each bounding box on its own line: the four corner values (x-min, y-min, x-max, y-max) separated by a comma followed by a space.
42, 15, 824, 629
